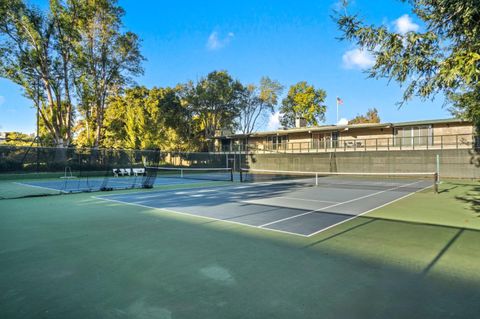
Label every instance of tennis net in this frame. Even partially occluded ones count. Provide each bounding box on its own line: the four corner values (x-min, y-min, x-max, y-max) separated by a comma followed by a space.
239, 168, 439, 193
145, 166, 234, 182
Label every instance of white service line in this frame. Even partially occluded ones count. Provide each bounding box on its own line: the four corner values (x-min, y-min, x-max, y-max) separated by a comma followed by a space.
93, 195, 310, 238
305, 183, 433, 237
119, 182, 289, 200
272, 196, 340, 204
259, 180, 423, 228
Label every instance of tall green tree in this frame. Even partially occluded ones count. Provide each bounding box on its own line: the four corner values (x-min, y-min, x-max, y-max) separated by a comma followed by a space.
100, 86, 191, 151
0, 0, 77, 146
349, 108, 381, 124
336, 0, 480, 131
280, 81, 327, 128
73, 0, 144, 147
236, 77, 283, 134
182, 71, 244, 150
0, 0, 143, 147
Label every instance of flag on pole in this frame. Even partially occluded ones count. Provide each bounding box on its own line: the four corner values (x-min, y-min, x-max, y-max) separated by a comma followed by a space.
336, 97, 344, 124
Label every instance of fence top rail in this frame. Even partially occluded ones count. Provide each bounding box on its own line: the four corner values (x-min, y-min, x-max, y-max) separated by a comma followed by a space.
240, 168, 436, 176
146, 166, 232, 171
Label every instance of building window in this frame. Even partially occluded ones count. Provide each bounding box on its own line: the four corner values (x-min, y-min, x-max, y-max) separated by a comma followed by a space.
312, 132, 339, 149
332, 131, 339, 148
394, 125, 432, 146
267, 135, 287, 150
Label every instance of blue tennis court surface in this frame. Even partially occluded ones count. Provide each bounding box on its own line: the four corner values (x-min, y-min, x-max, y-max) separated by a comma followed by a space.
16, 176, 218, 193
97, 177, 433, 237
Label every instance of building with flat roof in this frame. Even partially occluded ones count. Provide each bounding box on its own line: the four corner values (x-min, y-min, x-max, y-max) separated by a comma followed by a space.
215, 118, 476, 153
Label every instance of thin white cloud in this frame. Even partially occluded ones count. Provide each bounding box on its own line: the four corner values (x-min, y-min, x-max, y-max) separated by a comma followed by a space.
342, 48, 375, 69
0, 96, 5, 106
394, 14, 419, 35
337, 118, 349, 125
267, 111, 281, 130
206, 31, 234, 51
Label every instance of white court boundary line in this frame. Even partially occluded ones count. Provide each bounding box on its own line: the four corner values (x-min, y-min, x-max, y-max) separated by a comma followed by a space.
93, 195, 310, 238
305, 183, 433, 237
94, 180, 431, 238
250, 196, 340, 204
13, 181, 68, 193
259, 180, 424, 228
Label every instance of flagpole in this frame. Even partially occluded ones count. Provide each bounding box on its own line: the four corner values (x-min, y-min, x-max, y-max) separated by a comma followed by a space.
336, 98, 339, 124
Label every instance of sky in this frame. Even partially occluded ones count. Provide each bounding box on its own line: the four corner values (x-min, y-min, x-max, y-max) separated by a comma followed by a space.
0, 0, 452, 134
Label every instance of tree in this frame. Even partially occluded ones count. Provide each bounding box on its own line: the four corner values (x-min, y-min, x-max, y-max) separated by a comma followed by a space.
72, 0, 144, 147
236, 77, 283, 134
335, 0, 480, 131
0, 0, 143, 147
280, 81, 327, 128
3, 132, 34, 146
0, 0, 76, 146
100, 86, 189, 151
349, 108, 381, 124
182, 71, 244, 150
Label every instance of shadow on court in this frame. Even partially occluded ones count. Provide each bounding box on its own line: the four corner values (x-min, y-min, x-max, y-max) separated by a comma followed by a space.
302, 213, 480, 277
1, 190, 479, 319
100, 179, 433, 236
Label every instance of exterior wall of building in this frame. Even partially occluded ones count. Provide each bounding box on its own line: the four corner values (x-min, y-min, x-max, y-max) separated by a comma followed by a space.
432, 122, 473, 135
431, 123, 474, 148
220, 120, 476, 152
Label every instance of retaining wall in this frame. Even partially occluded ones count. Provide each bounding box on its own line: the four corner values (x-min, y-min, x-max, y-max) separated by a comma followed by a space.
243, 149, 480, 179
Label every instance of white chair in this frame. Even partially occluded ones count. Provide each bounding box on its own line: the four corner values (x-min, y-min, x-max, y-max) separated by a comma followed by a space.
132, 168, 145, 176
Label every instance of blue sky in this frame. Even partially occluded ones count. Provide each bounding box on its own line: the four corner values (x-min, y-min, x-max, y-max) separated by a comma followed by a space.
0, 0, 451, 134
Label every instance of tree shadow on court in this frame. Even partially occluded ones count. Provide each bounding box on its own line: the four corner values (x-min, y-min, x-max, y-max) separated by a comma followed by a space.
437, 185, 458, 194
133, 182, 314, 210
458, 146, 480, 214
303, 211, 479, 277
454, 184, 480, 215
6, 190, 480, 318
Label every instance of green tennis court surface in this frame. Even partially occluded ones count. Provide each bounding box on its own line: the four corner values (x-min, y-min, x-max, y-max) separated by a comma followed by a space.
1, 180, 479, 318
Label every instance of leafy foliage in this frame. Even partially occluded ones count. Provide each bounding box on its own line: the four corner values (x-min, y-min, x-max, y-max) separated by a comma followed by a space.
349, 108, 381, 124
182, 71, 245, 150
335, 0, 480, 130
96, 86, 192, 151
72, 0, 144, 147
1, 132, 34, 146
236, 77, 283, 134
0, 0, 143, 147
280, 81, 327, 128
0, 0, 75, 146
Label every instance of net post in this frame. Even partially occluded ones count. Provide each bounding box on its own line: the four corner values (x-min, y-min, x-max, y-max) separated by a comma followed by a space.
434, 172, 439, 193
315, 172, 318, 186
240, 169, 244, 182
435, 154, 440, 193
180, 169, 184, 178
230, 167, 234, 182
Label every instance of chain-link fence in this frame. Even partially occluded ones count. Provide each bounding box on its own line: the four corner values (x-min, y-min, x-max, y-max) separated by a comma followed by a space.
0, 146, 245, 199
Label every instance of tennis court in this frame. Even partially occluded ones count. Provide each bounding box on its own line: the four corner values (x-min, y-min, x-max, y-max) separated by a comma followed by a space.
1, 166, 479, 318
98, 171, 434, 236
15, 175, 219, 193
11, 167, 235, 195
